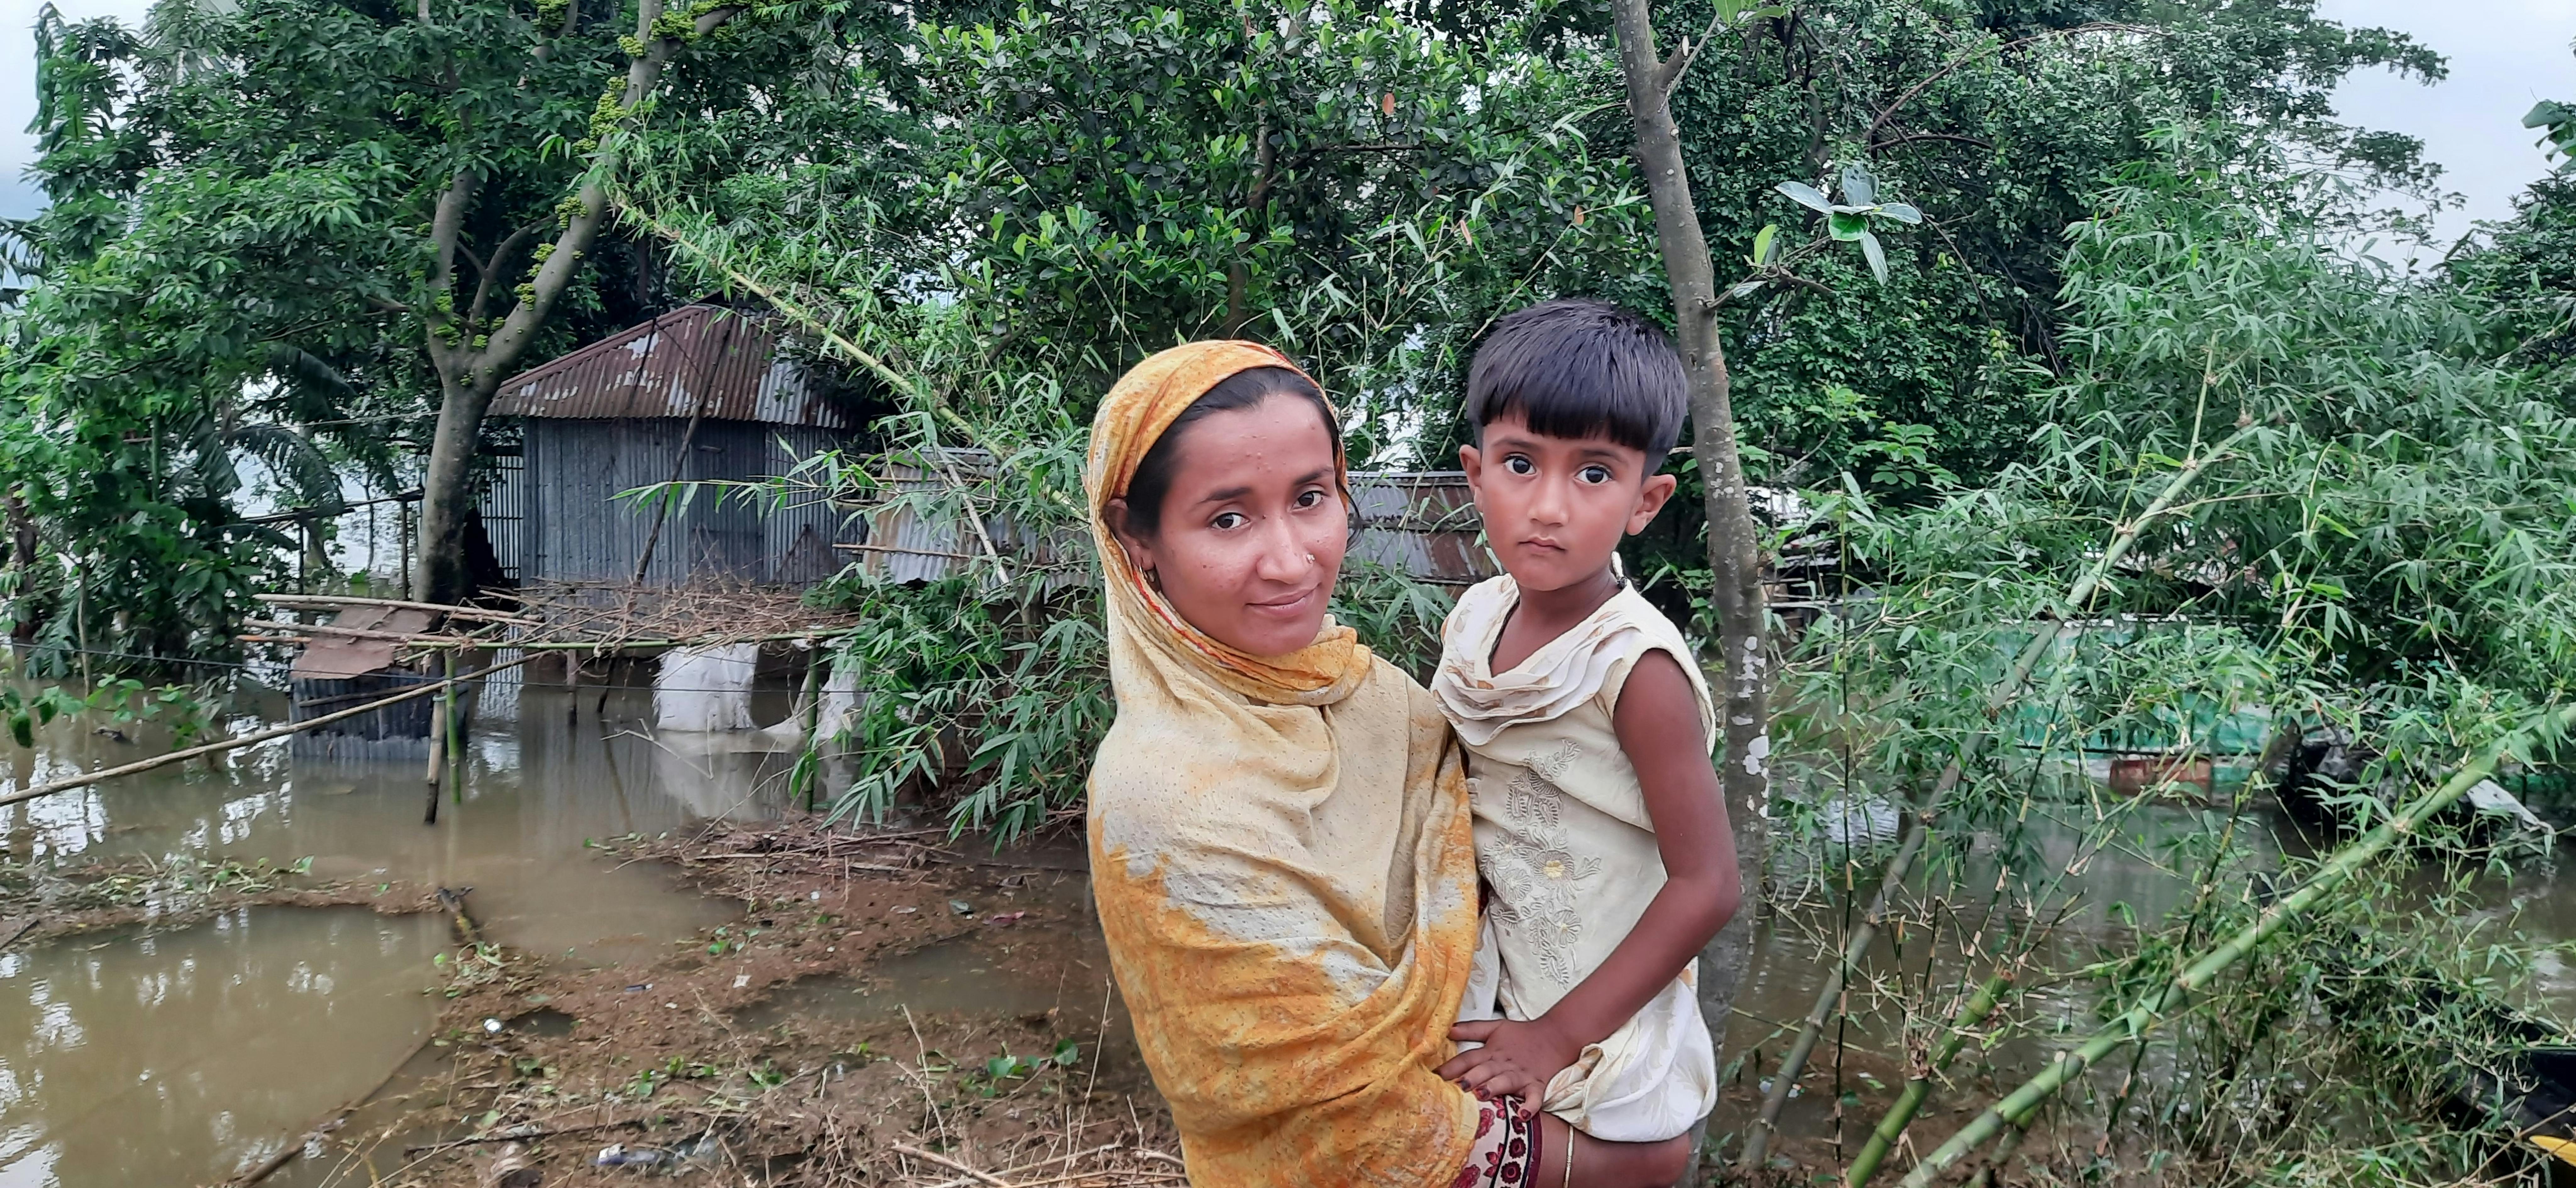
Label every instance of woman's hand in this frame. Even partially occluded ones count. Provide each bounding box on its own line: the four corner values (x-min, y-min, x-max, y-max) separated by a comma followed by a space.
1439, 1017, 1582, 1103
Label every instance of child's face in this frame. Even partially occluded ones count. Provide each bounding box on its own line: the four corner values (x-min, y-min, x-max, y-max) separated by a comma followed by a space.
1459, 410, 1676, 594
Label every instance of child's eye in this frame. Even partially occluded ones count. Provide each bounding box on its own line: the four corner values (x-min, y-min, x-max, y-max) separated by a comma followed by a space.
1210, 511, 1247, 531
1578, 464, 1613, 484
1504, 455, 1535, 476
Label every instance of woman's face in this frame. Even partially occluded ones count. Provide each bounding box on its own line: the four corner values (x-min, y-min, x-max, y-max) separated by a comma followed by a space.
1109, 394, 1347, 657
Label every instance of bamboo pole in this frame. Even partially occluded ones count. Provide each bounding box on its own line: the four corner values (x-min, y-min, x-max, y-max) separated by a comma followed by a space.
1740, 423, 2254, 1168
1893, 701, 2576, 1188
254, 594, 539, 624
444, 650, 463, 805
620, 201, 1027, 576
1845, 973, 2011, 1186
242, 619, 483, 645
0, 655, 537, 810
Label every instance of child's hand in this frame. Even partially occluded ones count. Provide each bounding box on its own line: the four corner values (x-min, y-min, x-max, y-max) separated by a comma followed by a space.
1439, 1018, 1582, 1104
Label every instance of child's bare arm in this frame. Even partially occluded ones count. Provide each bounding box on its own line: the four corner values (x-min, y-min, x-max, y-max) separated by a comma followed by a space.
1439, 650, 1741, 1101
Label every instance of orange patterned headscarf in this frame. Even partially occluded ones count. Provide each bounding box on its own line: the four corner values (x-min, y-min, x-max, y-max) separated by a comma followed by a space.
1084, 341, 1484, 1187
1081, 339, 1368, 703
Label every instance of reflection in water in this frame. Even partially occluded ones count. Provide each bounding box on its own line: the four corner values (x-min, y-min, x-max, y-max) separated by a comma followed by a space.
0, 686, 797, 1187
1722, 797, 2299, 1147
0, 908, 449, 1187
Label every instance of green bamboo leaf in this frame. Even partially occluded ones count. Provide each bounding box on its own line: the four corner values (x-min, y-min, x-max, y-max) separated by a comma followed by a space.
1750, 223, 1778, 266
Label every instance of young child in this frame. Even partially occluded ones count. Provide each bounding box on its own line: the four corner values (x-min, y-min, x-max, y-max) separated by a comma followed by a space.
1432, 298, 1741, 1146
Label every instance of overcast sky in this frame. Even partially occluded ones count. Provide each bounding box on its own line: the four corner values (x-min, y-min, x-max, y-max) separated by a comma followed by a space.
2, 1, 2572, 240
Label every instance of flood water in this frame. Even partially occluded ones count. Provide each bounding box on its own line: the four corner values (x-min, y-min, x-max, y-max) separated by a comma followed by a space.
3, 675, 2572, 1185
0, 681, 764, 1187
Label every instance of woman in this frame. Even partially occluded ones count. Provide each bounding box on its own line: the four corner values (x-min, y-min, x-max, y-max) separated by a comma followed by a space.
1084, 341, 1692, 1188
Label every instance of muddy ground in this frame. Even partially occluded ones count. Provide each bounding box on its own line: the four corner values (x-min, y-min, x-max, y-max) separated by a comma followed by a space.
254, 818, 1182, 1188
211, 818, 2025, 1188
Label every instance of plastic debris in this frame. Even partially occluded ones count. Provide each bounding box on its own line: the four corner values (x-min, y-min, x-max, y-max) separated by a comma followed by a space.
594, 1144, 668, 1168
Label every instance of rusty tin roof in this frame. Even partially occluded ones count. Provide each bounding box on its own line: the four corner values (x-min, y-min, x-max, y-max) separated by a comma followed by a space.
489, 305, 855, 429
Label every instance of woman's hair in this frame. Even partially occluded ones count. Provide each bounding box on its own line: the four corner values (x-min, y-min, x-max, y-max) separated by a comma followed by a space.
1118, 365, 1336, 540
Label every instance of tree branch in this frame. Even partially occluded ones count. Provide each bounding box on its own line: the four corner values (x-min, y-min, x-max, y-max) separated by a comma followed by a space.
1868, 130, 1993, 153
1862, 22, 2153, 147
1653, 3, 1732, 97
424, 169, 477, 369
476, 0, 746, 386
467, 221, 545, 327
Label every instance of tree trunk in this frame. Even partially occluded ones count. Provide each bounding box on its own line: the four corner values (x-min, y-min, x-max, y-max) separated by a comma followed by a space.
3, 488, 34, 644
1608, 0, 1773, 1093
407, 0, 744, 602
413, 370, 497, 602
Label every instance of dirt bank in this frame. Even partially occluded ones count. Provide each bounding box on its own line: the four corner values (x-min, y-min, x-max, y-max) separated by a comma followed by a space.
264, 817, 1179, 1188
0, 852, 441, 951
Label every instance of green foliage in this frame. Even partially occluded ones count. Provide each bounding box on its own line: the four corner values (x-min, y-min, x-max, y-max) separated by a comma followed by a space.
1766, 128, 2576, 1182
1667, 0, 2440, 494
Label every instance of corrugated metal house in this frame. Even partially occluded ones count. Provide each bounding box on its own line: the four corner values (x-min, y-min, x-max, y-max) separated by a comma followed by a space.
478, 305, 863, 587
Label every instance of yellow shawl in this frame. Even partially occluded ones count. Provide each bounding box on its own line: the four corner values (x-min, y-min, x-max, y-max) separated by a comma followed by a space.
1084, 341, 1483, 1187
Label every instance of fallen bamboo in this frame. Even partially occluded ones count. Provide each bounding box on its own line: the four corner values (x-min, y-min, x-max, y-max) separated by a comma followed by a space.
243, 618, 485, 645
1894, 700, 2576, 1188
254, 593, 540, 625
503, 627, 863, 652
1740, 423, 2254, 1168
1845, 972, 2011, 1186
623, 199, 1039, 573
0, 655, 537, 810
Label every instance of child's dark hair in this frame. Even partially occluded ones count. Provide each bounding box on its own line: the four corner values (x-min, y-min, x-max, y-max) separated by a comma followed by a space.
1464, 298, 1687, 471
1119, 366, 1337, 540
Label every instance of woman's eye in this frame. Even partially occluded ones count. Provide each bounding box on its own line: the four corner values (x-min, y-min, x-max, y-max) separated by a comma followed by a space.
1504, 455, 1535, 476
1579, 465, 1612, 484
1294, 489, 1325, 509
1210, 512, 1247, 531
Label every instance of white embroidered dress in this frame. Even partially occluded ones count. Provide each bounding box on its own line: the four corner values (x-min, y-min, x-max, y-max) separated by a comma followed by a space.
1431, 575, 1719, 1142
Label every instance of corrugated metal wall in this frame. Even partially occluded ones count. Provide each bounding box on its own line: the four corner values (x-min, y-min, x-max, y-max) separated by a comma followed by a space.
486, 419, 862, 587
764, 427, 862, 585
481, 450, 528, 584
846, 453, 1495, 588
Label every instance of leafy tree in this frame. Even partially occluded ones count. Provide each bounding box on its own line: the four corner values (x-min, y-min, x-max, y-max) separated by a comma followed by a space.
1665, 0, 2441, 490
2451, 99, 2576, 378
2, 0, 842, 622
